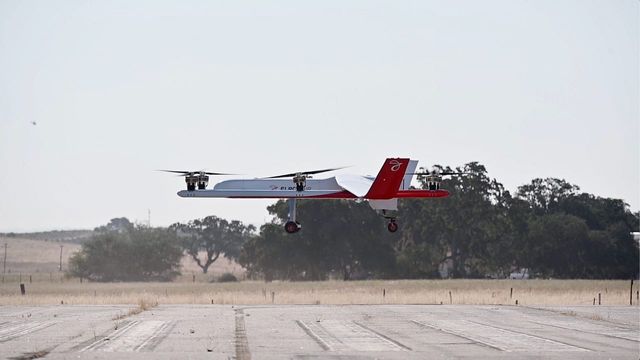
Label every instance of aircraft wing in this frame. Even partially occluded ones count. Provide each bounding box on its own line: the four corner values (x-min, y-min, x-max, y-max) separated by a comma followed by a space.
335, 174, 374, 198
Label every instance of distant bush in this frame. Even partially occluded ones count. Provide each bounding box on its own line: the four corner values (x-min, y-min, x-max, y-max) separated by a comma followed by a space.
68, 219, 182, 281
217, 272, 238, 282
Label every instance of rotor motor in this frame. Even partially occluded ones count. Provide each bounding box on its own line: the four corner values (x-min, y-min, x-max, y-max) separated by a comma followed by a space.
292, 173, 307, 192
409, 168, 469, 191
426, 174, 442, 191
181, 172, 212, 191
160, 169, 232, 191
266, 166, 347, 193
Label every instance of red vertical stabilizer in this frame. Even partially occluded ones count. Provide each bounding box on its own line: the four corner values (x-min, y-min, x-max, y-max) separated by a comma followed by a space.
365, 158, 410, 199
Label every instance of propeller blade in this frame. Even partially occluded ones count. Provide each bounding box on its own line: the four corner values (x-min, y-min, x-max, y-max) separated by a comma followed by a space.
202, 172, 237, 175
440, 171, 470, 176
158, 170, 237, 176
407, 172, 470, 176
266, 166, 348, 179
304, 166, 349, 175
266, 172, 300, 179
158, 170, 192, 174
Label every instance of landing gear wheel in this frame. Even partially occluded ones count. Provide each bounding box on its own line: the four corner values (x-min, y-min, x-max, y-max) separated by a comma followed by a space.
284, 221, 301, 234
387, 220, 398, 233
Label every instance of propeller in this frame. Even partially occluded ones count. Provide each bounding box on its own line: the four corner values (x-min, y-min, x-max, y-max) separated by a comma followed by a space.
408, 170, 470, 176
265, 166, 348, 179
158, 170, 236, 176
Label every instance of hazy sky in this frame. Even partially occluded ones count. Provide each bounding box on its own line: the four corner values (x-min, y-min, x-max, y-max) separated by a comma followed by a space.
0, 0, 638, 232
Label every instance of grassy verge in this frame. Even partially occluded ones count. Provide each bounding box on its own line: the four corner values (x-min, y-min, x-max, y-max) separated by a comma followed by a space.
0, 279, 636, 306
112, 298, 159, 320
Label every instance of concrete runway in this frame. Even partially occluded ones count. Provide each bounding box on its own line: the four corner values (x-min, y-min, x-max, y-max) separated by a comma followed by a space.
0, 304, 637, 359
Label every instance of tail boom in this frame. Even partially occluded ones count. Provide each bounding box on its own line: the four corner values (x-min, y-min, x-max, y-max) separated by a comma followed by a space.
394, 189, 449, 198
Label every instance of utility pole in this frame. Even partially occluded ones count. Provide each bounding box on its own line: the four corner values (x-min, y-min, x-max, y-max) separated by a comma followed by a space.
3, 243, 7, 274
59, 245, 63, 271
148, 209, 151, 227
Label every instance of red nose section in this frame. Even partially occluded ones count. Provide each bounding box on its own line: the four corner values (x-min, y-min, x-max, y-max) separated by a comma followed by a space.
365, 158, 410, 199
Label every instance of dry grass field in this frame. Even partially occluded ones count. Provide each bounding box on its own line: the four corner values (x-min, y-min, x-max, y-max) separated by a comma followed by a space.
179, 253, 245, 280
0, 279, 636, 307
0, 236, 245, 282
0, 237, 636, 307
0, 236, 81, 274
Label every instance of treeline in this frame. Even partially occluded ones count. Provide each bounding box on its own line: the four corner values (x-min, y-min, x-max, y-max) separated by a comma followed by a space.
68, 217, 253, 281
239, 162, 639, 281
2, 230, 93, 244
68, 162, 639, 281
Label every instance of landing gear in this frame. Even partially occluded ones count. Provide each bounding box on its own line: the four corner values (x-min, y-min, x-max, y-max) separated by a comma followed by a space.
380, 209, 399, 233
284, 221, 301, 234
387, 219, 399, 233
284, 198, 302, 234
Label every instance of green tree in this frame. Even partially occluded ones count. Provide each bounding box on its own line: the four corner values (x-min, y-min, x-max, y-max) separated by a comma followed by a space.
499, 195, 533, 273
398, 162, 513, 278
239, 200, 396, 281
395, 242, 442, 278
518, 185, 639, 279
516, 178, 580, 215
394, 197, 449, 278
170, 216, 255, 274
558, 195, 639, 278
94, 217, 134, 233
68, 220, 182, 281
238, 165, 639, 281
525, 214, 590, 278
239, 223, 305, 281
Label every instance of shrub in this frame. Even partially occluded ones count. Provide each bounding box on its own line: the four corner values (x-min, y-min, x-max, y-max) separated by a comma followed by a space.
217, 272, 238, 282
68, 223, 182, 281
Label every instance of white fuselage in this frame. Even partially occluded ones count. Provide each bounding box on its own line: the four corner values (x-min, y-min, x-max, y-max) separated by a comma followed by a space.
177, 178, 351, 199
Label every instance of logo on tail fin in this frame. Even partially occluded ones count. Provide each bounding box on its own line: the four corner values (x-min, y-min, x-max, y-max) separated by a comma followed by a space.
390, 159, 402, 171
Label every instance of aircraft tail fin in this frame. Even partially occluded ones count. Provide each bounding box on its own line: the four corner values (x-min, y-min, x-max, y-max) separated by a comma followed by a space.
365, 158, 409, 199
